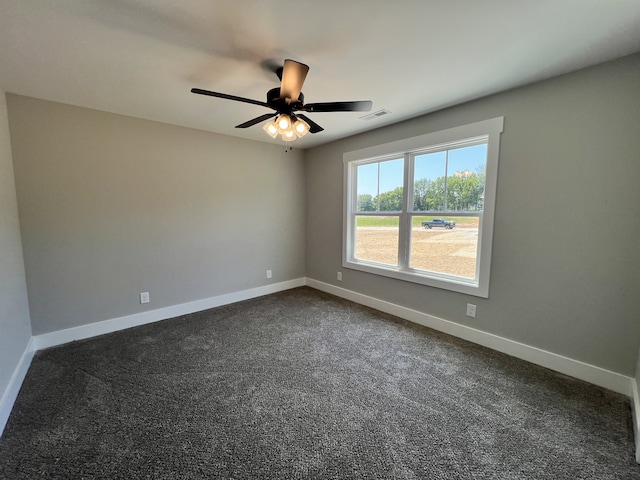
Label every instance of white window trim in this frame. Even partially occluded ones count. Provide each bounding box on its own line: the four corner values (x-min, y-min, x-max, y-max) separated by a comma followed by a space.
343, 117, 504, 298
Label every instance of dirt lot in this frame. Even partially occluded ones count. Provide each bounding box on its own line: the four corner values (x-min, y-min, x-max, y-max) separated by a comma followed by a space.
355, 220, 479, 278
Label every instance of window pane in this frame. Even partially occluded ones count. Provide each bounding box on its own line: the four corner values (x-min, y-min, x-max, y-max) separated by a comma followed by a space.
413, 152, 446, 211
356, 158, 404, 212
410, 216, 479, 279
446, 144, 487, 212
356, 163, 378, 212
355, 215, 399, 266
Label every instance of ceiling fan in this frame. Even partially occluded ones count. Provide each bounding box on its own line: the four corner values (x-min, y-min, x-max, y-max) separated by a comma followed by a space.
191, 59, 373, 141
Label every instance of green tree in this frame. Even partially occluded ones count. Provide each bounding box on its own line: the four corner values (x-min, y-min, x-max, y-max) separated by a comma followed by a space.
446, 170, 485, 211
371, 169, 485, 213
413, 178, 431, 211
357, 194, 375, 212
425, 177, 445, 210
375, 186, 403, 211
414, 169, 484, 211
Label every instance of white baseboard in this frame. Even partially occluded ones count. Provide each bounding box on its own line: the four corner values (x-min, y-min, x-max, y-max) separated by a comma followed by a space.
33, 278, 305, 351
631, 379, 640, 463
0, 337, 35, 436
306, 278, 632, 396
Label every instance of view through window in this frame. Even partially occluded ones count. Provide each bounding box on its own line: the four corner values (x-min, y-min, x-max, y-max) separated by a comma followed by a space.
343, 118, 503, 297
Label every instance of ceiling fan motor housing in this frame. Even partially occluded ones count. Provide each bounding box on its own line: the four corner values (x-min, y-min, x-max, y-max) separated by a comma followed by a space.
267, 88, 304, 114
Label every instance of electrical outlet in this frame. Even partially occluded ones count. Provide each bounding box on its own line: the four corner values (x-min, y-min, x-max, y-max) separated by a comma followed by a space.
337, 271, 342, 281
140, 292, 150, 304
266, 270, 272, 279
466, 303, 476, 318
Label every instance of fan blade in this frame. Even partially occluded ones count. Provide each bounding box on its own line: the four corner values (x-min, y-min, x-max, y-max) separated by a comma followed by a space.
191, 88, 269, 108
296, 114, 324, 134
280, 59, 309, 103
301, 100, 373, 112
235, 113, 276, 129
260, 59, 284, 80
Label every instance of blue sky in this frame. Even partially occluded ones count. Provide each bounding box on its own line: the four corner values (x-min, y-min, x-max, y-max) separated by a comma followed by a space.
356, 144, 487, 196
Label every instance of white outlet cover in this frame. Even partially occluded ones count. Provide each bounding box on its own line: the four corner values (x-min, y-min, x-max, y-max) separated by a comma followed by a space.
140, 292, 150, 304
466, 303, 476, 318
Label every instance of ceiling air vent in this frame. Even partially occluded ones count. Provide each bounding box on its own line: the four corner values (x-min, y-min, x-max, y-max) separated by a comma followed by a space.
359, 109, 391, 121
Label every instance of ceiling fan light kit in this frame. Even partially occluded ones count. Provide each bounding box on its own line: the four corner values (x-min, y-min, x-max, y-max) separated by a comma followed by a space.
262, 120, 279, 139
262, 113, 309, 141
293, 117, 310, 137
192, 59, 373, 142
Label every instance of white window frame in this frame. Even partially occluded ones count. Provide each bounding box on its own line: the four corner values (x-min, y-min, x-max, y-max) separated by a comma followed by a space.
343, 117, 504, 298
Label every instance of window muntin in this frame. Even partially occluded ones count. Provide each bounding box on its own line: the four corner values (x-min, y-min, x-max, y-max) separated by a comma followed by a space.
343, 118, 503, 298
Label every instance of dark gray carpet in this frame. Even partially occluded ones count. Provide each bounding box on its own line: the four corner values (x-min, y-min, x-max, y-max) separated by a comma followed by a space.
1, 287, 638, 479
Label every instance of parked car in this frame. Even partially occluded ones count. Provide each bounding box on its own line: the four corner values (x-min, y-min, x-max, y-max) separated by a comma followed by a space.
422, 218, 455, 229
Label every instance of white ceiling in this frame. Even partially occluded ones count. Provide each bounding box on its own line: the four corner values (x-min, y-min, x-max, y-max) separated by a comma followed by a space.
1, 1, 639, 149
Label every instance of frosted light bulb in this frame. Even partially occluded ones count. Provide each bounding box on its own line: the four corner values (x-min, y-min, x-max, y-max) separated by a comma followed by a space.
277, 114, 291, 131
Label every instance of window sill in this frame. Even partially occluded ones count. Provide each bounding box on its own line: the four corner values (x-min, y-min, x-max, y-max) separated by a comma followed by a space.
343, 259, 488, 298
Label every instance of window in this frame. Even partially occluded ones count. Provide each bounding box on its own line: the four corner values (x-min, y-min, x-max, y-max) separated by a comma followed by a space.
343, 118, 503, 297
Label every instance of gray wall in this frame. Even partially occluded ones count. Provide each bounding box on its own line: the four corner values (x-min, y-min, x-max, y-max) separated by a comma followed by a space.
0, 90, 31, 397
305, 53, 640, 376
8, 95, 306, 335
